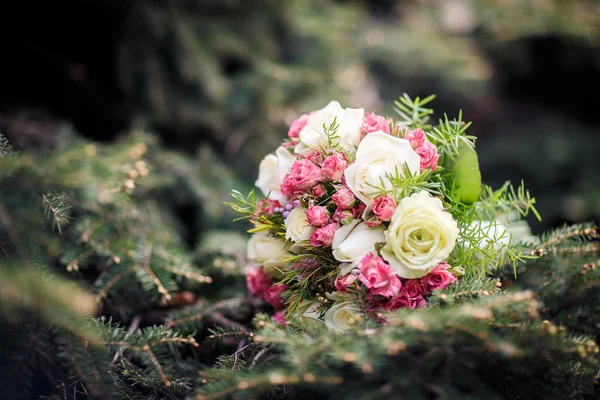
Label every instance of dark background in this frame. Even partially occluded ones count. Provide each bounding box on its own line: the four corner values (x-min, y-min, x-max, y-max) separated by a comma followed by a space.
1, 0, 599, 232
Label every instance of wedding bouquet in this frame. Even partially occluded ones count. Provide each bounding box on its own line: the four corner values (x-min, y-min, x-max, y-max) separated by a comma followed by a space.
229, 95, 539, 332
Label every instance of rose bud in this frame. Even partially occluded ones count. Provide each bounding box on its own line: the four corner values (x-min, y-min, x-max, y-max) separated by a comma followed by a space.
361, 112, 390, 137
370, 195, 397, 222
288, 114, 309, 138
332, 188, 355, 210
246, 267, 272, 297
310, 222, 339, 247
321, 152, 347, 181
335, 273, 357, 292
420, 262, 457, 294
333, 208, 354, 225
306, 205, 330, 227
404, 129, 426, 149
313, 184, 326, 197
415, 140, 440, 172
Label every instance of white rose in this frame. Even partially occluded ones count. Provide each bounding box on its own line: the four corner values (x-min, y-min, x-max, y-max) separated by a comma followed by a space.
296, 101, 364, 156
344, 131, 420, 204
255, 146, 296, 204
332, 220, 385, 264
381, 191, 459, 278
285, 208, 315, 242
247, 231, 291, 277
323, 300, 362, 333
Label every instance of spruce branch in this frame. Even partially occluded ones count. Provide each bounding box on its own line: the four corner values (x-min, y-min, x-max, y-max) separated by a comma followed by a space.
198, 290, 600, 399
167, 298, 249, 334
0, 133, 19, 159
139, 245, 172, 304
94, 264, 137, 304
154, 248, 212, 283
535, 222, 599, 250
41, 191, 72, 234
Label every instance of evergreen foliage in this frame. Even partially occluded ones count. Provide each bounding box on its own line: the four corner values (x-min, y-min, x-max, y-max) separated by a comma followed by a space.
117, 0, 362, 173
196, 224, 600, 399
0, 132, 252, 399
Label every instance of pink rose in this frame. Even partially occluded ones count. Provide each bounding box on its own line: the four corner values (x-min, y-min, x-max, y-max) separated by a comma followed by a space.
384, 291, 424, 311
313, 184, 326, 197
264, 283, 288, 309
288, 114, 309, 138
307, 149, 325, 166
254, 198, 282, 219
402, 279, 424, 299
352, 202, 366, 219
335, 273, 357, 291
306, 206, 329, 227
384, 291, 411, 311
333, 208, 354, 225
361, 113, 390, 137
281, 159, 323, 196
332, 188, 355, 209
420, 262, 457, 294
404, 129, 426, 149
413, 297, 427, 309
246, 267, 272, 297
321, 153, 348, 181
310, 222, 339, 247
358, 253, 401, 298
370, 195, 397, 222
415, 141, 440, 172
273, 311, 286, 326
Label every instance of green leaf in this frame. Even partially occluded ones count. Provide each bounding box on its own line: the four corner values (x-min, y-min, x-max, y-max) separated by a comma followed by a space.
443, 141, 482, 205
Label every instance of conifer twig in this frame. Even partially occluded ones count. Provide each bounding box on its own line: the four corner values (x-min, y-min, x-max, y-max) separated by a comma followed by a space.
142, 246, 172, 303
167, 298, 244, 327
144, 347, 171, 387
95, 266, 137, 303
162, 264, 212, 283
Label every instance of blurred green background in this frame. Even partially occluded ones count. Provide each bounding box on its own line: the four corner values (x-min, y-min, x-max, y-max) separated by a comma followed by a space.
1, 0, 599, 233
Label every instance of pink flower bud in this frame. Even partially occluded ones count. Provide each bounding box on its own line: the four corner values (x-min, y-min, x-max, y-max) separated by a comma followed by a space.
306, 149, 325, 166
333, 208, 354, 225
310, 222, 339, 247
288, 114, 309, 138
253, 199, 282, 220
281, 159, 323, 196
404, 129, 426, 149
384, 291, 425, 311
361, 112, 391, 137
264, 283, 287, 310
332, 188, 355, 209
321, 152, 348, 181
402, 279, 424, 299
306, 206, 330, 227
313, 184, 326, 197
370, 195, 397, 222
420, 262, 457, 294
273, 311, 286, 326
352, 203, 366, 219
246, 267, 272, 297
415, 140, 440, 172
358, 253, 401, 298
335, 273, 357, 291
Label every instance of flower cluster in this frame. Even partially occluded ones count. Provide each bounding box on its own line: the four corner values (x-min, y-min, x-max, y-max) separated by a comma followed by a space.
235, 99, 505, 332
